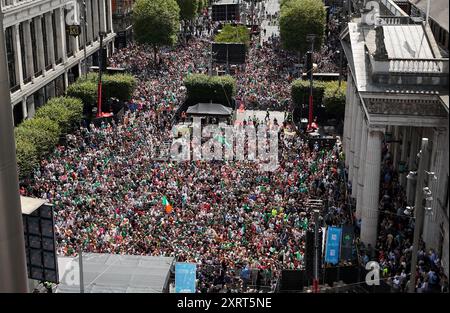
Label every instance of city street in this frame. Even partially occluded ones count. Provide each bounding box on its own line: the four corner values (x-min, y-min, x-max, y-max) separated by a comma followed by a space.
0, 0, 448, 297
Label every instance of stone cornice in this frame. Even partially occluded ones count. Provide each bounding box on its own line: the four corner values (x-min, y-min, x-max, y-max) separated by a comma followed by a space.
363, 97, 448, 117
2, 0, 75, 28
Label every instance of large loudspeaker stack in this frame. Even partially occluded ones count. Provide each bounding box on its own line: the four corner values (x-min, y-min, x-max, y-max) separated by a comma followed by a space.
280, 270, 305, 292
305, 231, 323, 284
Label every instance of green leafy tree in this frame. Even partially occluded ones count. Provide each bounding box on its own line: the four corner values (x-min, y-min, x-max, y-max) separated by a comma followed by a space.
197, 0, 207, 13
184, 74, 236, 106
16, 138, 39, 178
133, 0, 180, 63
177, 0, 198, 21
279, 0, 294, 8
66, 79, 97, 112
279, 0, 326, 54
291, 79, 346, 119
15, 117, 60, 157
35, 97, 83, 133
215, 24, 251, 47
67, 74, 136, 116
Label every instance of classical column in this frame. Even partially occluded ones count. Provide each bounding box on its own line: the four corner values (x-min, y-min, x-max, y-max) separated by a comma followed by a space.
44, 13, 55, 69
55, 8, 66, 63
348, 94, 359, 184
343, 71, 352, 160
352, 107, 363, 198
406, 128, 421, 205
356, 120, 368, 220
392, 126, 400, 170
99, 0, 107, 33
360, 127, 384, 247
70, 26, 80, 56
92, 0, 99, 39
344, 74, 354, 167
22, 21, 34, 81
86, 0, 93, 44
13, 24, 24, 88
108, 0, 113, 33
34, 16, 46, 76
423, 128, 446, 250
64, 71, 69, 89
21, 97, 28, 119
399, 127, 411, 187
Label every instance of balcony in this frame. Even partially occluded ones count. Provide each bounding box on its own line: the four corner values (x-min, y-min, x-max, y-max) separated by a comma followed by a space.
376, 15, 413, 25
389, 58, 449, 73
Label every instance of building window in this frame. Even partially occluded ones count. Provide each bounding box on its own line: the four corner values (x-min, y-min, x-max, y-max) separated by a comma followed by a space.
41, 16, 51, 70
30, 19, 40, 76
105, 0, 111, 33
33, 87, 46, 111
55, 74, 65, 96
5, 26, 18, 91
19, 23, 30, 83
52, 11, 61, 64
13, 103, 24, 126
65, 9, 74, 57
91, 0, 98, 41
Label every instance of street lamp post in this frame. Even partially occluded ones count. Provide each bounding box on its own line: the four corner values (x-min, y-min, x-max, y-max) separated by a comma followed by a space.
308, 199, 323, 293
96, 32, 112, 118
0, 11, 29, 293
306, 34, 316, 130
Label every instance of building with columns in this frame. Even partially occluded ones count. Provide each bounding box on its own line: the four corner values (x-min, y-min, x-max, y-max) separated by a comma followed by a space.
1, 0, 116, 126
341, 1, 449, 276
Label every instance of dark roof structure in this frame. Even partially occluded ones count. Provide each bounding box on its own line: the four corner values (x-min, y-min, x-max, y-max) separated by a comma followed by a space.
186, 103, 233, 116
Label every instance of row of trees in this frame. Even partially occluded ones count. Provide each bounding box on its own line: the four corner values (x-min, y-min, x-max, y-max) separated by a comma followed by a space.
16, 73, 136, 177
15, 97, 83, 177
133, 0, 208, 62
279, 0, 326, 54
67, 73, 136, 114
291, 79, 346, 120
214, 24, 251, 47
184, 74, 236, 106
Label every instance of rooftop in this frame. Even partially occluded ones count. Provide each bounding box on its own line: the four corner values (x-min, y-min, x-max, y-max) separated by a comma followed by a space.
20, 196, 47, 215
341, 20, 448, 93
57, 254, 174, 293
409, 0, 449, 32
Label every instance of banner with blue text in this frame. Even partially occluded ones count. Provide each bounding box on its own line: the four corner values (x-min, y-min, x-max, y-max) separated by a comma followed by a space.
325, 227, 342, 265
175, 262, 197, 293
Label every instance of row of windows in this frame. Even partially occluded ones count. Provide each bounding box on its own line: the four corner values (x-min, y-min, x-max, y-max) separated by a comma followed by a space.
5, 12, 63, 90
430, 20, 449, 51
12, 73, 66, 126
5, 2, 113, 92
1, 0, 34, 9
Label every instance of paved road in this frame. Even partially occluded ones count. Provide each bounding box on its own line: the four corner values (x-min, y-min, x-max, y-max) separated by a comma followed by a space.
236, 109, 286, 124
260, 0, 280, 44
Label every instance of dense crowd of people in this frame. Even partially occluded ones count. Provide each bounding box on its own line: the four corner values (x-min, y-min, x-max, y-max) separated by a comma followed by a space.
18, 2, 355, 293
236, 37, 296, 111
356, 141, 448, 293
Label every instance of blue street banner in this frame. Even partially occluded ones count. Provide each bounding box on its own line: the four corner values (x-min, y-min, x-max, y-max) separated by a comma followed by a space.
175, 263, 197, 293
325, 227, 342, 265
